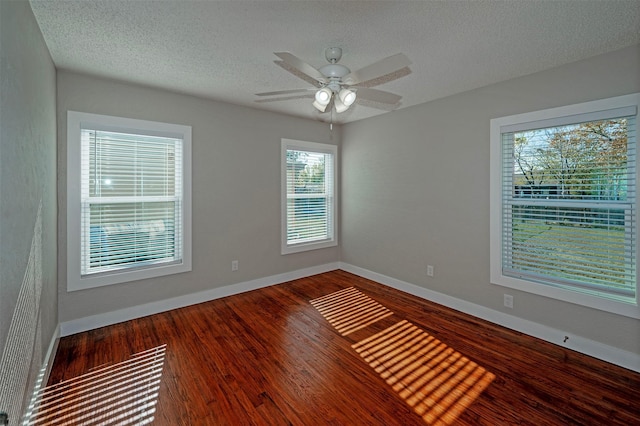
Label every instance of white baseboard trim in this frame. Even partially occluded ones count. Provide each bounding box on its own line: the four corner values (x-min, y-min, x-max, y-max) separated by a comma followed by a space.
60, 262, 340, 337
339, 262, 640, 373
41, 323, 60, 382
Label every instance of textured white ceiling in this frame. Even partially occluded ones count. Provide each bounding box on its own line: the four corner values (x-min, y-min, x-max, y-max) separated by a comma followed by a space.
30, 0, 640, 124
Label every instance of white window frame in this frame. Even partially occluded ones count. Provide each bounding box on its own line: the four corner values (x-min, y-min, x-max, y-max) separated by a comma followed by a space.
281, 139, 338, 254
490, 93, 640, 319
67, 111, 192, 291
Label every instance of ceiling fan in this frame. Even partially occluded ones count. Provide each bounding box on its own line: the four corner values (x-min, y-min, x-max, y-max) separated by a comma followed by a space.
256, 47, 411, 113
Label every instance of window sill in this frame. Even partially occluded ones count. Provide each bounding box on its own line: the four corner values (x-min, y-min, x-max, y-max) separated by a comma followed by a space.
490, 271, 640, 319
281, 239, 337, 255
68, 261, 192, 292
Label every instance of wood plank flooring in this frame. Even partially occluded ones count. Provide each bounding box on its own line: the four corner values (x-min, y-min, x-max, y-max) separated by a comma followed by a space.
40, 270, 640, 425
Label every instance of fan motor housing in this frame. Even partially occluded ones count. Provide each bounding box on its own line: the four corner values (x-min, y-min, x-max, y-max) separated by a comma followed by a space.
319, 64, 350, 79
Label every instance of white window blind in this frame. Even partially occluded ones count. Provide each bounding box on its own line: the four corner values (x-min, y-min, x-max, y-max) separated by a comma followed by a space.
282, 140, 337, 254
81, 129, 183, 276
67, 111, 192, 291
500, 108, 637, 302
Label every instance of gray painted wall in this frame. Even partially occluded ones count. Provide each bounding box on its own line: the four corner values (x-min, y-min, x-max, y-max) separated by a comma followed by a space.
0, 0, 57, 418
56, 71, 340, 322
341, 44, 640, 355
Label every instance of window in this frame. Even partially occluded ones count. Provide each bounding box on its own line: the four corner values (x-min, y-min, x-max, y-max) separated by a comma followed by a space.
490, 94, 639, 318
281, 139, 337, 254
67, 111, 192, 291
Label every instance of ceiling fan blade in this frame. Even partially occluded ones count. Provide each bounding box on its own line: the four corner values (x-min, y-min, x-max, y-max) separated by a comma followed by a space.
343, 53, 411, 85
355, 87, 402, 104
275, 61, 321, 86
254, 93, 314, 103
274, 52, 328, 84
256, 88, 315, 96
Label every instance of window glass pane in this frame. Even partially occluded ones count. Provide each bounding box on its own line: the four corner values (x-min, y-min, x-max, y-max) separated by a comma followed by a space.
286, 150, 327, 195
287, 197, 329, 242
86, 201, 177, 268
511, 119, 630, 201
506, 205, 633, 296
87, 130, 179, 198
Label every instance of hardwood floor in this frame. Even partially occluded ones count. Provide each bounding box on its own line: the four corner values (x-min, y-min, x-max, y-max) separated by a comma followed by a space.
38, 270, 639, 425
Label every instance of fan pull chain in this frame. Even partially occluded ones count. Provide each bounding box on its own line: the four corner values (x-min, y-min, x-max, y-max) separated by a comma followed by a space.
331, 106, 334, 130
330, 107, 334, 140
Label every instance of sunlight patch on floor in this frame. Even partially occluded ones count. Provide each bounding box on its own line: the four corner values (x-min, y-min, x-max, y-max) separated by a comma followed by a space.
310, 287, 393, 335
24, 345, 166, 426
311, 288, 495, 425
353, 320, 495, 425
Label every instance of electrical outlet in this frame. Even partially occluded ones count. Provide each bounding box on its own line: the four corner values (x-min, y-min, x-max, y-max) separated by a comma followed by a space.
504, 294, 514, 309
427, 265, 434, 277
231, 260, 238, 271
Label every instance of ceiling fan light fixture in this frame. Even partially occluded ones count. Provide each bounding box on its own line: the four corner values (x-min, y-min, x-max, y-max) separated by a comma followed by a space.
339, 88, 356, 106
315, 87, 332, 104
334, 96, 349, 113
313, 87, 332, 111
312, 99, 328, 112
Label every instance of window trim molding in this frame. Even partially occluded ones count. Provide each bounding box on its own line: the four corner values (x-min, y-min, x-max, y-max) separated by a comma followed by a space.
67, 111, 192, 291
490, 93, 640, 319
281, 138, 338, 255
